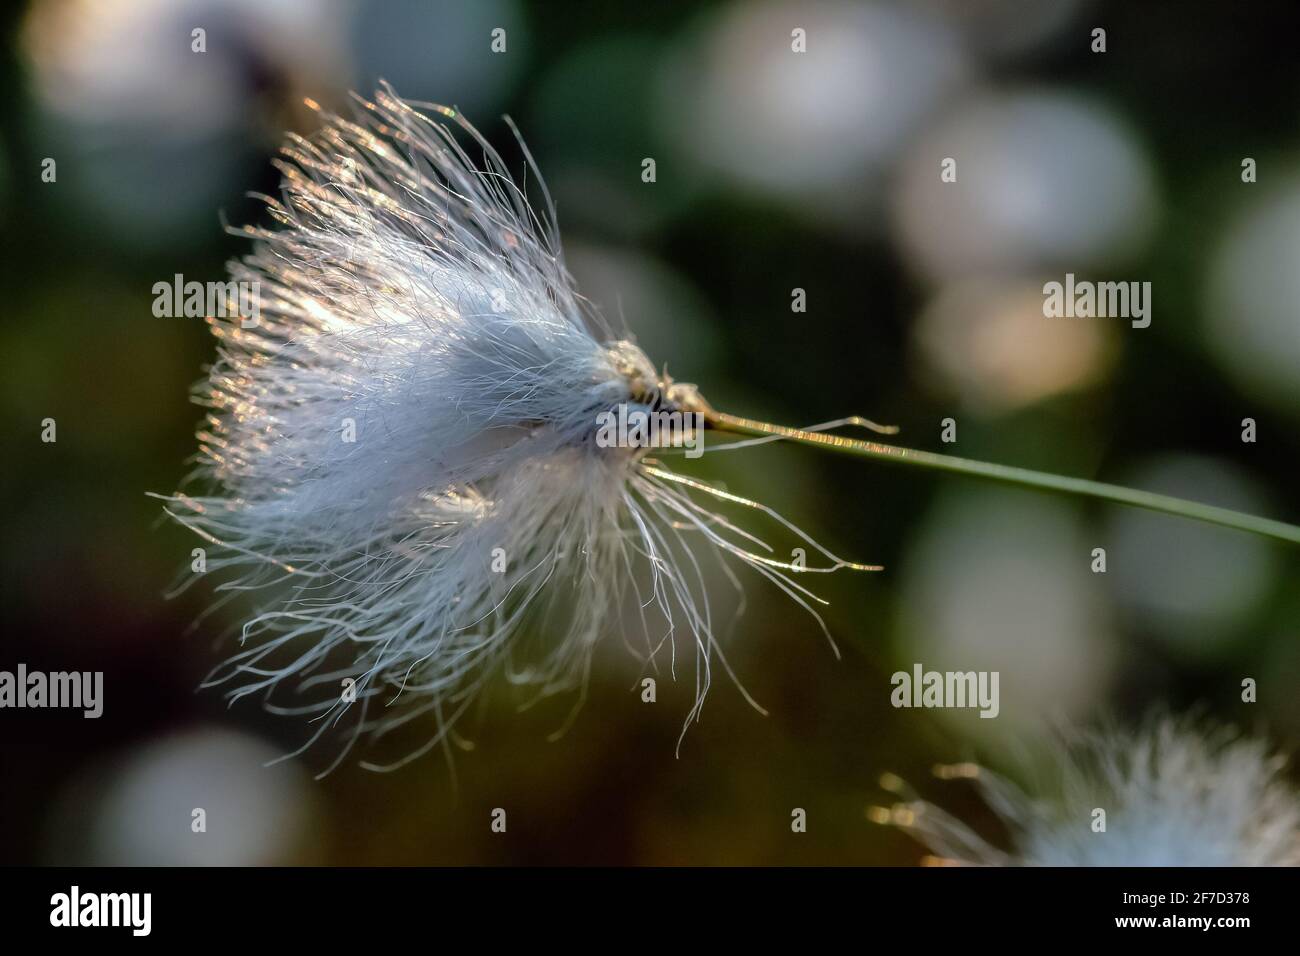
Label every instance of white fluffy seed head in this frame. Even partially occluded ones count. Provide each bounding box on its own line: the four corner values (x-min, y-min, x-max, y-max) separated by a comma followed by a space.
160, 86, 861, 770
875, 717, 1300, 866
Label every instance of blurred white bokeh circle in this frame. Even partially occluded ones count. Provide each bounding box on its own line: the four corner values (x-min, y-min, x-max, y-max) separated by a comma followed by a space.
52, 726, 320, 866
663, 0, 969, 222
1204, 177, 1300, 413
893, 89, 1158, 280
898, 488, 1117, 742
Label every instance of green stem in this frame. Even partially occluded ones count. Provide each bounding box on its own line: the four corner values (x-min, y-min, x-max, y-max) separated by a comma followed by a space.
705, 411, 1300, 546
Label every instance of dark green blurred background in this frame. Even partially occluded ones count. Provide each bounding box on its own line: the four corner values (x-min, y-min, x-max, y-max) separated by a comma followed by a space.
1, 0, 1297, 865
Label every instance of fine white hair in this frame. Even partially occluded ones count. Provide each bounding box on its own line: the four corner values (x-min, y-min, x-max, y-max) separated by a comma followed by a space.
159, 85, 867, 771
874, 716, 1300, 866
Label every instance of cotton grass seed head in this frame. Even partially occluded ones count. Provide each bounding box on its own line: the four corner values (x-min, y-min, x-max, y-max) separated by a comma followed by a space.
871, 716, 1300, 866
158, 86, 872, 771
